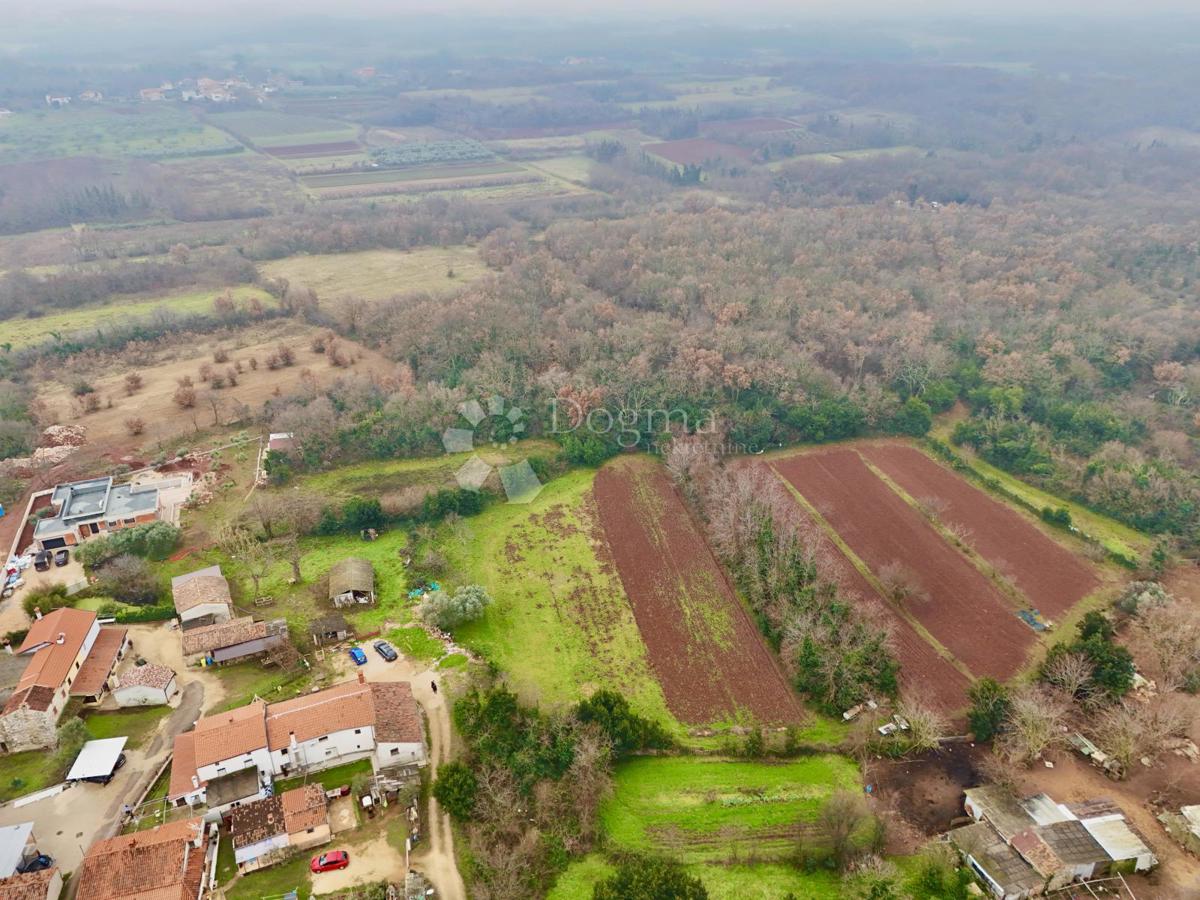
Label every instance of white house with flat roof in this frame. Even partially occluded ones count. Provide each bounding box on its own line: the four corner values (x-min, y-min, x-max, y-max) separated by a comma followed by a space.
33, 476, 162, 550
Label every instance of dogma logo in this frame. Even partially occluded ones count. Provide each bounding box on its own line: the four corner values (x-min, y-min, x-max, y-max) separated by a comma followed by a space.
441, 396, 543, 503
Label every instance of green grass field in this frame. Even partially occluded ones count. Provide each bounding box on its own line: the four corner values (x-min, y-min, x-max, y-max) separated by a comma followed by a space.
451, 468, 678, 730
0, 285, 274, 348
204, 659, 317, 715
82, 704, 172, 749
0, 751, 57, 803
206, 109, 358, 146
524, 155, 594, 184
548, 855, 847, 900
274, 757, 372, 794
0, 107, 241, 163
300, 161, 522, 189
224, 850, 312, 900
258, 247, 488, 301
601, 755, 862, 865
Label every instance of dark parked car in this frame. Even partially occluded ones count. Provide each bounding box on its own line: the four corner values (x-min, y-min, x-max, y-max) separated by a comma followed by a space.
53, 548, 70, 567
33, 550, 51, 572
373, 640, 397, 662
81, 752, 127, 785
18, 855, 53, 874
311, 850, 349, 873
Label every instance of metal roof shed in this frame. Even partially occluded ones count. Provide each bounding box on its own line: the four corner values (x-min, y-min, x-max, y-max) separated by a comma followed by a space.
66, 737, 128, 781
0, 822, 34, 877
1080, 815, 1157, 872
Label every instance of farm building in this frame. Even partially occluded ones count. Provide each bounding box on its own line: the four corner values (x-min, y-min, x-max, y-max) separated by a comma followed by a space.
328, 558, 375, 607
171, 565, 233, 629
953, 787, 1156, 897
31, 476, 162, 551
257, 432, 294, 484
167, 676, 426, 808
310, 613, 352, 646
0, 823, 39, 878
230, 784, 330, 873
112, 663, 177, 707
0, 869, 61, 900
0, 609, 129, 752
180, 617, 287, 665
75, 818, 210, 900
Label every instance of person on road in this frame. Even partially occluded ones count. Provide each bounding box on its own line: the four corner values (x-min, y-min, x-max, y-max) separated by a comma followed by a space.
431, 680, 438, 694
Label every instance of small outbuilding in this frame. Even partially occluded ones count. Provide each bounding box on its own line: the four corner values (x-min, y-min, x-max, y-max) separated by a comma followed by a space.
310, 613, 353, 646
112, 663, 177, 707
171, 565, 233, 629
66, 737, 127, 783
328, 558, 375, 608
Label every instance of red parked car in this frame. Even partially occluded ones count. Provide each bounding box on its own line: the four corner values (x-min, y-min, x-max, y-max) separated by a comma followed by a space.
310, 850, 349, 873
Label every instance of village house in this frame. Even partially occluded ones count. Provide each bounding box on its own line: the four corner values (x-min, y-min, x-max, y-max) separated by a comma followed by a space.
171, 565, 234, 629
78, 90, 103, 102
255, 432, 294, 484
0, 609, 129, 752
32, 476, 162, 551
43, 95, 69, 107
328, 558, 375, 608
230, 784, 331, 872
112, 663, 177, 707
167, 677, 425, 809
951, 786, 1156, 898
75, 818, 211, 900
180, 616, 287, 665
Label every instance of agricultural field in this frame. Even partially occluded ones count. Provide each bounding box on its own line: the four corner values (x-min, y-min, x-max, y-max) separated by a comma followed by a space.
35, 320, 398, 456
453, 467, 679, 729
862, 444, 1101, 618
299, 161, 523, 190
1, 285, 273, 349
626, 76, 818, 110
700, 116, 801, 138
773, 447, 1036, 682
258, 246, 489, 301
205, 109, 359, 149
768, 441, 1115, 709
643, 138, 753, 166
594, 455, 805, 725
522, 155, 594, 184
0, 107, 242, 163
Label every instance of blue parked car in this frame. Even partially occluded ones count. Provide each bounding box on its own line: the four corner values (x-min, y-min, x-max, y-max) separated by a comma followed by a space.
348, 647, 368, 666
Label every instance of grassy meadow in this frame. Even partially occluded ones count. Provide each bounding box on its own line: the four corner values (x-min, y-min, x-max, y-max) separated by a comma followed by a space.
258, 246, 488, 301
451, 467, 679, 730
1, 285, 274, 348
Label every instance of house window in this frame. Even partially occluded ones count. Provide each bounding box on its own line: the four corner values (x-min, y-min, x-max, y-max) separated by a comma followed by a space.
390, 748, 400, 756
280, 748, 288, 757
317, 736, 329, 743
124, 518, 135, 525
354, 729, 361, 735
306, 827, 315, 834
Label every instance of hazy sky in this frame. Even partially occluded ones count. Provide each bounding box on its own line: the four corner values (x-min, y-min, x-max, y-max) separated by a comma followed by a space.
4, 0, 1198, 18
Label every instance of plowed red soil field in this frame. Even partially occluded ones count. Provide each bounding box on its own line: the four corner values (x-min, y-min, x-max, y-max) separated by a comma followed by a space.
643, 138, 753, 165
794, 507, 971, 712
594, 456, 805, 725
773, 449, 1032, 680
863, 444, 1099, 618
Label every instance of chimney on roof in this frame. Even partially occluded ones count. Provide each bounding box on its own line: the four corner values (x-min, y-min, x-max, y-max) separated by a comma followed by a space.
289, 731, 298, 751
56, 633, 65, 645
34, 607, 42, 620
191, 775, 199, 789
357, 670, 365, 685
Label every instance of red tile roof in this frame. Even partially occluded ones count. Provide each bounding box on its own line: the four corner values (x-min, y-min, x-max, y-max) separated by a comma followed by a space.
264, 680, 375, 750
180, 617, 268, 656
281, 784, 328, 834
76, 819, 205, 900
71, 628, 127, 697
0, 869, 57, 900
370, 682, 422, 744
192, 701, 267, 767
4, 609, 97, 712
167, 732, 204, 801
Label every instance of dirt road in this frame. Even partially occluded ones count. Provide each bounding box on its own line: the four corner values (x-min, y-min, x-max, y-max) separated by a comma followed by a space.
334, 650, 467, 900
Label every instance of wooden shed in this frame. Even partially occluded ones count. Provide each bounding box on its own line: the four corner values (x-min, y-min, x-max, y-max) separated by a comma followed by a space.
310, 613, 353, 646
328, 558, 375, 607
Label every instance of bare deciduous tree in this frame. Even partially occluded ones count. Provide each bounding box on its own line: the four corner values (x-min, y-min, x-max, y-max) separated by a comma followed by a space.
1092, 697, 1187, 776
999, 686, 1068, 766
898, 698, 947, 753
1043, 650, 1095, 701
819, 790, 872, 872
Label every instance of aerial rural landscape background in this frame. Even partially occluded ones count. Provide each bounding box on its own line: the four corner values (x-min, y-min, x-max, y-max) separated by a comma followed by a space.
0, 4, 1199, 899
